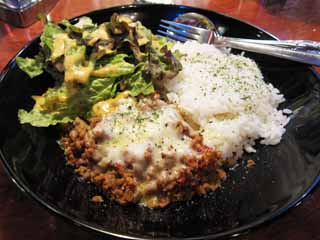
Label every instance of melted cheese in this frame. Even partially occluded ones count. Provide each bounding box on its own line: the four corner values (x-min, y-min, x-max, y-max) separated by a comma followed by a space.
93, 98, 198, 199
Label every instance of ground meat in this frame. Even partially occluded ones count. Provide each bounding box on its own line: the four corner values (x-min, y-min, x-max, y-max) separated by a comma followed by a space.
60, 114, 224, 208
61, 118, 138, 204
91, 195, 104, 203
246, 159, 255, 168
154, 154, 221, 206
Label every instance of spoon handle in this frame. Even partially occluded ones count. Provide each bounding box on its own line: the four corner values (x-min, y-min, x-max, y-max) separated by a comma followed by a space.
216, 37, 320, 66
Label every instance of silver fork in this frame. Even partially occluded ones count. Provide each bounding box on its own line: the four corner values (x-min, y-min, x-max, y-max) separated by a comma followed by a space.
158, 20, 320, 66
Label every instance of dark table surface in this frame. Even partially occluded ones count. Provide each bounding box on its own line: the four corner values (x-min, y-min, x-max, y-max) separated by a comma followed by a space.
1, 0, 320, 239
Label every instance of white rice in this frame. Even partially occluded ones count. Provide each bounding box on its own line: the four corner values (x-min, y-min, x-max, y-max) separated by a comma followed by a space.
164, 41, 290, 161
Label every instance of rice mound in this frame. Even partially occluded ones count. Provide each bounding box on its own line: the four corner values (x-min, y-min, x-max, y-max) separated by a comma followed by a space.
164, 41, 290, 161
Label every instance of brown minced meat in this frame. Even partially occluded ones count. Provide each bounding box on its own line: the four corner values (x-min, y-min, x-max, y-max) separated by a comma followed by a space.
60, 117, 224, 208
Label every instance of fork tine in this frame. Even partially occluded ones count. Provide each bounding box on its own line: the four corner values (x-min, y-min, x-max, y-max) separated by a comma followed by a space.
157, 29, 190, 42
159, 24, 200, 41
160, 19, 205, 35
156, 34, 176, 43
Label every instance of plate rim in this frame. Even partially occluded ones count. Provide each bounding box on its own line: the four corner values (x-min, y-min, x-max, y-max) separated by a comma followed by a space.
1, 3, 320, 240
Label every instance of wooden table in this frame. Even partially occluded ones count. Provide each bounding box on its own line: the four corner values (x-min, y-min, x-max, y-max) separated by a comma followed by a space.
1, 0, 320, 239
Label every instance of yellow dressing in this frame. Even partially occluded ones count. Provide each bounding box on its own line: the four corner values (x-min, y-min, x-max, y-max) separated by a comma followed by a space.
136, 24, 150, 46
64, 45, 85, 69
63, 45, 94, 84
92, 43, 114, 60
32, 96, 45, 111
51, 33, 74, 62
65, 63, 94, 84
92, 91, 131, 117
83, 24, 110, 46
91, 64, 119, 78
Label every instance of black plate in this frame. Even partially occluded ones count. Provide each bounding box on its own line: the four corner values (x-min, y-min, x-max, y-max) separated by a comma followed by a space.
1, 4, 320, 240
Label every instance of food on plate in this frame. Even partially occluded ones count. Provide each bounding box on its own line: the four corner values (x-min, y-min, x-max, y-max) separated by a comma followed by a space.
16, 13, 181, 127
246, 159, 255, 168
60, 95, 222, 208
164, 42, 290, 163
16, 14, 290, 208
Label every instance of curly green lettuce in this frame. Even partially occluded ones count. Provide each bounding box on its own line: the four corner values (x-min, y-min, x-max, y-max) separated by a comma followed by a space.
40, 22, 64, 50
16, 54, 44, 78
16, 13, 182, 127
124, 64, 154, 97
18, 109, 72, 127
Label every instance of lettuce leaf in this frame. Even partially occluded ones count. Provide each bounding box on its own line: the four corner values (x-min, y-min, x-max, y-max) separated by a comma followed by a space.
124, 65, 154, 96
145, 45, 182, 81
16, 56, 44, 78
108, 54, 129, 64
88, 77, 118, 103
36, 86, 69, 113
18, 85, 75, 127
95, 53, 131, 67
74, 17, 96, 29
92, 54, 135, 78
40, 22, 64, 50
44, 64, 64, 82
60, 17, 96, 33
18, 109, 72, 127
18, 76, 118, 126
17, 14, 183, 127
151, 35, 174, 51
136, 23, 152, 46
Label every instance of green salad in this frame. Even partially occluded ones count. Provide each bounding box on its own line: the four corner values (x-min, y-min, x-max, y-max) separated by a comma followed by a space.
16, 14, 181, 127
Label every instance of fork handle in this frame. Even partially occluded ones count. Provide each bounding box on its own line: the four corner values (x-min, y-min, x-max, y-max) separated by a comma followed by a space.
216, 37, 320, 66
223, 38, 320, 50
